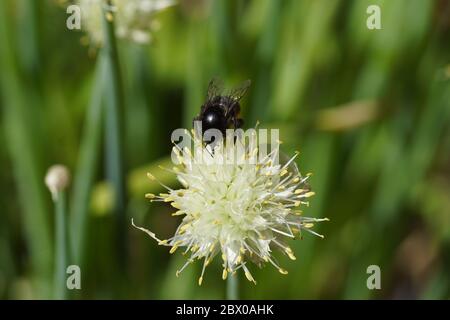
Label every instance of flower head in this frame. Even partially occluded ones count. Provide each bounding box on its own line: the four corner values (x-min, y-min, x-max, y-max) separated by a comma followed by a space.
45, 165, 71, 201
133, 130, 328, 285
77, 0, 176, 45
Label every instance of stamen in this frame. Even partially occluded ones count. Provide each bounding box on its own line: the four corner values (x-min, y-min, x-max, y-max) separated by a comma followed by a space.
242, 265, 256, 284
222, 269, 228, 280
131, 219, 167, 245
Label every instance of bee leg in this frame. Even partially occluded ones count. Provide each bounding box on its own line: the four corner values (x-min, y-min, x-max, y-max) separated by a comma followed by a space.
235, 118, 244, 129
228, 101, 240, 116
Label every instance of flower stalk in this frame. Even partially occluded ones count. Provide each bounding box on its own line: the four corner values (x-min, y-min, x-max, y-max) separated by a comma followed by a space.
45, 165, 71, 300
54, 190, 69, 300
102, 0, 127, 270
226, 274, 238, 300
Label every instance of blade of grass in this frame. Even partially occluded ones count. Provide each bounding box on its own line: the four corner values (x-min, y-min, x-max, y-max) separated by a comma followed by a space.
270, 0, 340, 121
0, 0, 52, 298
124, 45, 159, 165
101, 1, 127, 276
91, 156, 177, 216
70, 60, 104, 265
287, 133, 334, 298
0, 214, 15, 299
247, 0, 281, 124
183, 20, 207, 128
16, 0, 40, 75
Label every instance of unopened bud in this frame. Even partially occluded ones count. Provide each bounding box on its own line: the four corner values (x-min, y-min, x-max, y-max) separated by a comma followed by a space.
45, 165, 70, 201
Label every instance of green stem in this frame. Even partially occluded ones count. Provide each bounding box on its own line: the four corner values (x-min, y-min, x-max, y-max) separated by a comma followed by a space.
71, 59, 104, 265
226, 275, 238, 300
102, 1, 127, 271
0, 0, 52, 298
54, 191, 68, 300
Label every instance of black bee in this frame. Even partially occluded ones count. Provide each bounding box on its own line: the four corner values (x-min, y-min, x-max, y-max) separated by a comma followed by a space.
193, 78, 251, 139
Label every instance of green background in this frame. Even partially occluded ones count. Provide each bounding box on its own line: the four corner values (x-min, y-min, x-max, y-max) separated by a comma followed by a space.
0, 0, 449, 299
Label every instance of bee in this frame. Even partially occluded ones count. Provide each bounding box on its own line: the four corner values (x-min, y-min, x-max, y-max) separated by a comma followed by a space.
193, 78, 251, 140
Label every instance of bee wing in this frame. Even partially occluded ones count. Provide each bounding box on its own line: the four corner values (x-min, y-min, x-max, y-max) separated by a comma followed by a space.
206, 78, 225, 101
228, 79, 251, 102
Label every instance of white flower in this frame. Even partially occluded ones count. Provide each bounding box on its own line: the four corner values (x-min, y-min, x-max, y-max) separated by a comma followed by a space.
77, 0, 176, 45
133, 131, 328, 285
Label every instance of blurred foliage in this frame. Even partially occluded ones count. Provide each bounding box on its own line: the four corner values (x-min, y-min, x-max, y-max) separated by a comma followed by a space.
0, 0, 450, 299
